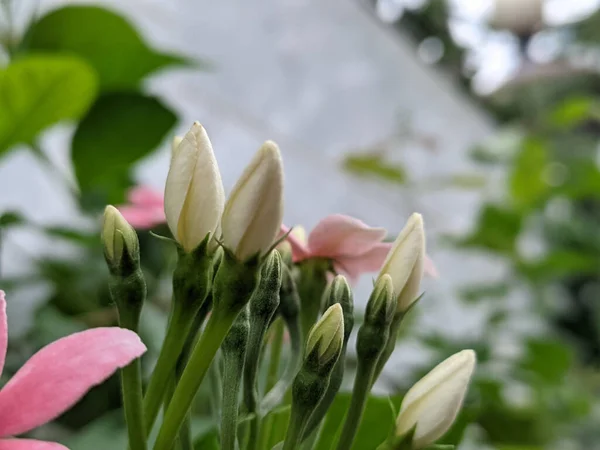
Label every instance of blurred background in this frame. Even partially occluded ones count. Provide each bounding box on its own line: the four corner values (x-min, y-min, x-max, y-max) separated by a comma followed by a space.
2, 0, 600, 448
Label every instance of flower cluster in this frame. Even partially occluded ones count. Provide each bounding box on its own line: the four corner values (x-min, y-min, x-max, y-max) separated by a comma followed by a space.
0, 121, 476, 450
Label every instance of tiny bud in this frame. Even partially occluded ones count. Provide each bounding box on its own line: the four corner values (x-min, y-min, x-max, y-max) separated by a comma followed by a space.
221, 141, 284, 260
378, 213, 425, 314
322, 275, 353, 342
395, 350, 476, 449
306, 303, 344, 367
365, 274, 394, 325
251, 250, 283, 318
276, 239, 293, 267
102, 205, 139, 270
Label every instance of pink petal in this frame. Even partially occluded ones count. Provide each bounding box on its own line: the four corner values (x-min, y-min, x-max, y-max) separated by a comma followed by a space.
0, 439, 68, 450
0, 291, 6, 379
308, 214, 387, 258
118, 206, 166, 229
0, 328, 146, 437
424, 254, 439, 278
334, 243, 392, 284
128, 186, 164, 208
280, 224, 310, 262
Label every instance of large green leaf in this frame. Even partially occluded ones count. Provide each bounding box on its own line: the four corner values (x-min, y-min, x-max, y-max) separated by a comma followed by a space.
71, 92, 176, 205
26, 6, 189, 91
0, 54, 97, 154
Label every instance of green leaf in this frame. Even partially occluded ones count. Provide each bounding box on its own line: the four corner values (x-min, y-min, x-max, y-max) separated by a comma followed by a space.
314, 393, 401, 450
72, 92, 177, 205
26, 6, 190, 91
509, 137, 549, 210
455, 204, 523, 255
519, 338, 572, 385
0, 211, 25, 228
0, 54, 97, 154
343, 153, 406, 184
548, 96, 599, 129
63, 411, 127, 450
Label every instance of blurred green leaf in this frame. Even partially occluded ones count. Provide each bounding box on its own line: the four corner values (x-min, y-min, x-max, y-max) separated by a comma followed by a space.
72, 92, 176, 205
33, 304, 88, 347
456, 204, 523, 255
63, 410, 127, 450
343, 153, 406, 184
460, 282, 511, 303
0, 54, 97, 154
314, 394, 400, 450
517, 250, 598, 281
509, 138, 549, 210
548, 96, 599, 129
520, 338, 572, 385
0, 211, 25, 228
26, 6, 190, 91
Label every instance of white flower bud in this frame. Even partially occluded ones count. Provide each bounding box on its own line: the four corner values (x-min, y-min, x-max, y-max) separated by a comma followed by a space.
102, 205, 138, 263
221, 141, 284, 260
164, 122, 225, 253
171, 135, 183, 160
305, 303, 344, 366
489, 0, 543, 35
378, 213, 425, 313
395, 350, 476, 449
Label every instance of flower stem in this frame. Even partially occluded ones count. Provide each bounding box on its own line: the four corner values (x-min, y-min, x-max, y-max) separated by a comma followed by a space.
335, 360, 375, 450
143, 301, 196, 435
220, 307, 249, 450
260, 317, 302, 415
282, 406, 308, 450
266, 319, 284, 391
371, 315, 402, 387
153, 311, 236, 450
121, 353, 147, 450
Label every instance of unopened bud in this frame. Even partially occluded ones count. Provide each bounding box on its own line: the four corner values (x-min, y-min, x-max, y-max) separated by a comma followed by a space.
102, 205, 140, 272
221, 141, 284, 261
395, 350, 476, 449
276, 239, 293, 267
322, 275, 353, 343
306, 303, 344, 368
378, 213, 425, 314
365, 274, 394, 325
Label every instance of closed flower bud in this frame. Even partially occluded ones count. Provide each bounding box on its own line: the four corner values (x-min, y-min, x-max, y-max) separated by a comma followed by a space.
323, 275, 353, 342
221, 141, 284, 261
378, 213, 425, 314
395, 349, 476, 449
164, 122, 225, 253
365, 274, 394, 325
306, 303, 344, 367
102, 205, 139, 268
171, 135, 183, 159
276, 240, 293, 267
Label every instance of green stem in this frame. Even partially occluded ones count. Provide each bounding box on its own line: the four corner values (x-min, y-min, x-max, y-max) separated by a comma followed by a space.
121, 358, 147, 450
221, 308, 249, 450
115, 296, 146, 450
282, 407, 308, 450
371, 316, 402, 388
335, 361, 376, 450
301, 341, 347, 441
178, 416, 194, 450
153, 311, 236, 450
266, 319, 284, 392
260, 318, 302, 415
143, 302, 197, 436
208, 352, 223, 420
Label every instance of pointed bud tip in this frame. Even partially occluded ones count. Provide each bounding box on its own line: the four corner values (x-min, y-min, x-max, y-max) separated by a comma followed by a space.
306, 303, 344, 364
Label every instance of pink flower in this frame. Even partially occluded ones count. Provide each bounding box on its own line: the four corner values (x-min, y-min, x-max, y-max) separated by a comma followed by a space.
118, 186, 166, 229
282, 214, 437, 283
0, 291, 146, 450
